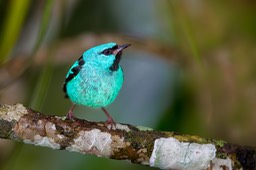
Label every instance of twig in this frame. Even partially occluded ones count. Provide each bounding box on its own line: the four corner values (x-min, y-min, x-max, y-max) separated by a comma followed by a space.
0, 103, 255, 169
0, 33, 179, 90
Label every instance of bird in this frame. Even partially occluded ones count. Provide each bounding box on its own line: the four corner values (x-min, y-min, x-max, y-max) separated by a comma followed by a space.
63, 42, 131, 127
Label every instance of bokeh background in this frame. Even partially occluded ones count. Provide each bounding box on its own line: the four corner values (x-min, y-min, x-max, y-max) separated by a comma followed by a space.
1, 0, 256, 170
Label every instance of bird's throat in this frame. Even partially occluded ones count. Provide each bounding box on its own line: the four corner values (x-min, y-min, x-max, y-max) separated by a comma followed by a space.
109, 51, 122, 71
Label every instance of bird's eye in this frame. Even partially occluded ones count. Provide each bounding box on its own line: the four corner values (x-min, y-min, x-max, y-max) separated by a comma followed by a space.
102, 49, 112, 55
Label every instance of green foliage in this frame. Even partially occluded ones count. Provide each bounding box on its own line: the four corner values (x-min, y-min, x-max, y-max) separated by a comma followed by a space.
0, 0, 31, 64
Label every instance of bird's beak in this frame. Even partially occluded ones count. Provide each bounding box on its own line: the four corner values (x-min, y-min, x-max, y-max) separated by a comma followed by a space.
113, 44, 131, 55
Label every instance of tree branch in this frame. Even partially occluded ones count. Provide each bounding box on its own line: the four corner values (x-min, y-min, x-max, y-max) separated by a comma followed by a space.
0, 104, 255, 169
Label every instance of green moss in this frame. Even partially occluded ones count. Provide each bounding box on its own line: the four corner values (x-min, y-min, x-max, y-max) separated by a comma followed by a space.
124, 130, 168, 159
136, 126, 153, 131
216, 152, 228, 159
212, 139, 226, 148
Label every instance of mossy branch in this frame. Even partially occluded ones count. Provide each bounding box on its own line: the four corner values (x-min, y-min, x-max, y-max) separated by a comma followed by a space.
0, 103, 255, 169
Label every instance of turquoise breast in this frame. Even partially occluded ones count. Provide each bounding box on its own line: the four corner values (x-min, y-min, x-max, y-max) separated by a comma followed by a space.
66, 63, 124, 108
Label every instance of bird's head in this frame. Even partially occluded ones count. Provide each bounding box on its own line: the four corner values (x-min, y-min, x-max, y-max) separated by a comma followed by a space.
83, 42, 131, 71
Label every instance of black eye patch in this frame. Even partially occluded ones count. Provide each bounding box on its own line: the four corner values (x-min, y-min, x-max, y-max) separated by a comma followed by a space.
102, 49, 112, 55
100, 45, 118, 55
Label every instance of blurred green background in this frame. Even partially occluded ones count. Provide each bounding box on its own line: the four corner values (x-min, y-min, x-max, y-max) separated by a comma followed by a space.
1, 0, 256, 170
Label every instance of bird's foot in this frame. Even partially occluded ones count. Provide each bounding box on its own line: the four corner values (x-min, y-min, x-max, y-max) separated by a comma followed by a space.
104, 117, 116, 129
66, 111, 75, 120
66, 104, 76, 121
101, 107, 116, 129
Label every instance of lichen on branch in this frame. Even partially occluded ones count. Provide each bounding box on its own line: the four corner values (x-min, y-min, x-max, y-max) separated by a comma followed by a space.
0, 103, 255, 170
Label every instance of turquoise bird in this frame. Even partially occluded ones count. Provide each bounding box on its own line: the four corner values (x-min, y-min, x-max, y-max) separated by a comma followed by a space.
63, 42, 130, 127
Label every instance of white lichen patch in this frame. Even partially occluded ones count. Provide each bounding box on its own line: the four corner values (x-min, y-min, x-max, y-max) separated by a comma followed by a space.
0, 103, 28, 122
24, 136, 61, 150
114, 123, 131, 132
67, 129, 112, 157
137, 148, 149, 164
111, 135, 127, 153
211, 157, 232, 170
45, 122, 56, 134
45, 122, 66, 141
149, 137, 216, 170
58, 116, 67, 121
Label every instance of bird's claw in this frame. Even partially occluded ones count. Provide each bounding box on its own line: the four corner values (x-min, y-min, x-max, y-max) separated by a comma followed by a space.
66, 111, 75, 120
105, 118, 116, 129
66, 104, 76, 120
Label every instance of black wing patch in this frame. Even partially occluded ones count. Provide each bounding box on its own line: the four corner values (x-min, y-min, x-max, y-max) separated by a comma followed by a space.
63, 56, 85, 98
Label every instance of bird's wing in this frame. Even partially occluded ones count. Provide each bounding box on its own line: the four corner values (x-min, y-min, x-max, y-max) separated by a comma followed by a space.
63, 56, 85, 97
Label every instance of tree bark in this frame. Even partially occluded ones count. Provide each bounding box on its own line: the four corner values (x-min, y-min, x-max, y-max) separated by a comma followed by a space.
0, 103, 255, 170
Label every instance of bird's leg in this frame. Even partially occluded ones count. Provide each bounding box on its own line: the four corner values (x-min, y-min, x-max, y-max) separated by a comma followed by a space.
66, 104, 76, 120
101, 107, 116, 128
